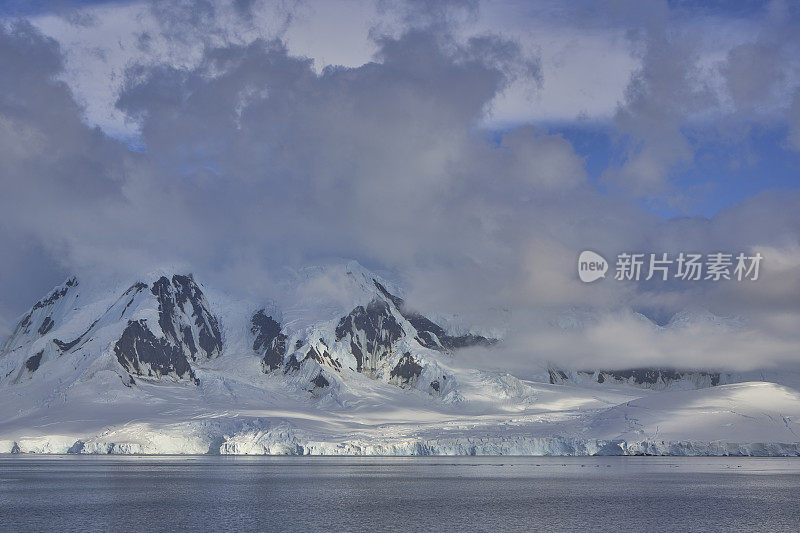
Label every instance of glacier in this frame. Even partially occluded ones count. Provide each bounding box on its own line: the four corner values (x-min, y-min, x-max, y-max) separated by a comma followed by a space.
1, 261, 799, 456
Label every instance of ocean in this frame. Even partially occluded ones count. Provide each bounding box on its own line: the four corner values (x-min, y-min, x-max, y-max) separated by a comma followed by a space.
1, 456, 799, 532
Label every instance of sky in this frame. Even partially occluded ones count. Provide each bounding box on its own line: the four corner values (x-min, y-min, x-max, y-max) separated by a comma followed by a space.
0, 0, 799, 374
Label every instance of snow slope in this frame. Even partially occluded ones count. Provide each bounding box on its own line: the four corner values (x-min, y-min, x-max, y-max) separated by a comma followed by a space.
586, 382, 800, 444
1, 263, 799, 456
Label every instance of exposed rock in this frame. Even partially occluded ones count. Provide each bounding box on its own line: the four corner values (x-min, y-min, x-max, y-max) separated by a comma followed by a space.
549, 367, 731, 390
263, 334, 287, 372
6, 277, 78, 344
53, 315, 102, 353
373, 281, 495, 351
118, 282, 147, 319
284, 353, 302, 373
114, 320, 197, 383
390, 352, 423, 387
309, 346, 341, 370
335, 298, 404, 373
37, 317, 54, 335
251, 310, 281, 352
282, 345, 341, 375
310, 373, 330, 389
251, 310, 286, 372
24, 351, 43, 373
151, 275, 221, 361
548, 368, 569, 384
30, 277, 78, 315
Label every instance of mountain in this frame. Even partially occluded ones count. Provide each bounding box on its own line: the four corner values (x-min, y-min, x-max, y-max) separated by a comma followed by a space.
1, 273, 222, 387
0, 262, 799, 456
250, 270, 495, 400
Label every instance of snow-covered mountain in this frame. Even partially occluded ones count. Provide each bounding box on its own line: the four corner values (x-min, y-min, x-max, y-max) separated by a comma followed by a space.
0, 273, 222, 387
1, 262, 799, 456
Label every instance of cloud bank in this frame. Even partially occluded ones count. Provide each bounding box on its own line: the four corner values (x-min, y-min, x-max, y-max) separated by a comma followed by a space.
1, 0, 799, 374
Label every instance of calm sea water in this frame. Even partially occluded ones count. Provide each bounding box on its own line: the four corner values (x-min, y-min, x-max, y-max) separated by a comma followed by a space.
1, 456, 800, 532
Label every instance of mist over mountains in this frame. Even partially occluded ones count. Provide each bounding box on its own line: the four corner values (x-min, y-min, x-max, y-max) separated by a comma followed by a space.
2, 2, 800, 378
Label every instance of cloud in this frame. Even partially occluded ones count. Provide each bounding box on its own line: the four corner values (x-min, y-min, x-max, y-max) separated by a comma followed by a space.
722, 42, 785, 111
789, 89, 800, 151
1, 1, 800, 375
598, 0, 800, 199
1, 15, 543, 282
0, 20, 126, 324
601, 22, 715, 197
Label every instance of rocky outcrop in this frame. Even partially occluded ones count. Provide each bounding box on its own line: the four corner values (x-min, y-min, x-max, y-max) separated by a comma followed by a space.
2, 277, 79, 354
151, 275, 222, 361
251, 310, 286, 372
335, 298, 404, 374
110, 275, 221, 382
389, 352, 422, 387
114, 320, 197, 383
373, 281, 495, 351
548, 367, 733, 390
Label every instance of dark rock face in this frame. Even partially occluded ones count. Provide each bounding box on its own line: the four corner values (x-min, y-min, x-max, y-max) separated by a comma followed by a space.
335, 298, 404, 373
390, 352, 423, 387
284, 353, 302, 373
280, 345, 342, 375
37, 317, 54, 335
110, 275, 221, 383
53, 316, 100, 353
440, 333, 496, 349
373, 281, 495, 351
251, 310, 286, 372
593, 368, 723, 387
15, 314, 32, 337
119, 282, 147, 319
53, 337, 80, 352
550, 367, 725, 389
9, 276, 223, 386
10, 277, 77, 339
24, 351, 43, 373
248, 277, 492, 395
28, 277, 77, 316
304, 346, 342, 371
547, 368, 569, 384
251, 310, 281, 352
263, 334, 287, 372
310, 373, 330, 389
151, 275, 222, 361
114, 320, 196, 383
